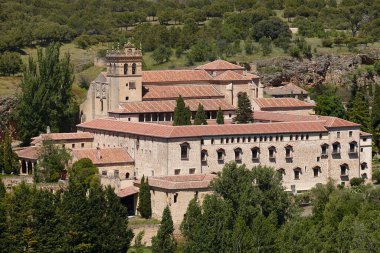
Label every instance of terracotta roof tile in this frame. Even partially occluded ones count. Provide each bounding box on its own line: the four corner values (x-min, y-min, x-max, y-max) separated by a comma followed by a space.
77, 118, 328, 139
111, 99, 235, 114
195, 60, 244, 70
72, 148, 134, 165
143, 85, 223, 100
117, 186, 139, 197
360, 131, 372, 137
31, 132, 94, 145
142, 70, 211, 84
253, 98, 314, 109
264, 83, 308, 96
134, 174, 216, 190
253, 111, 360, 128
212, 70, 254, 82
15, 146, 39, 160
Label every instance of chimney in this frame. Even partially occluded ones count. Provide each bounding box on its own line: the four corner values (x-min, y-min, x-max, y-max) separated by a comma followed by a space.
46, 126, 51, 134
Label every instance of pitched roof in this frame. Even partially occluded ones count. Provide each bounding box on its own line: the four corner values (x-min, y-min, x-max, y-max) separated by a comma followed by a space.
212, 70, 254, 82
15, 146, 39, 160
264, 83, 308, 96
195, 59, 244, 70
253, 98, 314, 109
117, 186, 139, 197
142, 70, 211, 84
142, 85, 223, 100
77, 118, 328, 139
93, 72, 107, 83
72, 148, 134, 165
360, 131, 372, 137
31, 132, 94, 145
134, 174, 217, 190
254, 111, 360, 128
111, 98, 235, 114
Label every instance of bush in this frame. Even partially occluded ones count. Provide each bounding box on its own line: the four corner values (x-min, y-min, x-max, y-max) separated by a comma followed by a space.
322, 38, 333, 48
0, 51, 22, 76
350, 177, 365, 187
96, 49, 107, 58
289, 45, 301, 58
372, 169, 380, 184
78, 75, 90, 89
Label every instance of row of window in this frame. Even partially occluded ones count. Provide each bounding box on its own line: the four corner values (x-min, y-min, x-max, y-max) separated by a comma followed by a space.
62, 143, 85, 149
109, 63, 137, 75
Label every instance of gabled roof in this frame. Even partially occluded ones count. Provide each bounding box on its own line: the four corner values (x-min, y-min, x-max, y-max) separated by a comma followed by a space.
142, 85, 223, 100
93, 72, 107, 83
142, 70, 211, 84
15, 146, 39, 160
111, 98, 235, 114
72, 148, 134, 165
212, 70, 254, 82
253, 98, 314, 109
264, 83, 308, 96
31, 132, 94, 145
134, 174, 217, 190
77, 118, 328, 139
195, 59, 244, 70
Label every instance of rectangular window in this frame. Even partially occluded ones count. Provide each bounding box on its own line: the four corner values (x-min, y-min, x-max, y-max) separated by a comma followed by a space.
81, 143, 84, 148
269, 149, 275, 159
114, 170, 119, 178
294, 170, 300, 180
217, 150, 224, 161
129, 81, 136, 89
234, 149, 241, 161
349, 131, 353, 137
337, 132, 340, 138
181, 145, 189, 160
174, 169, 181, 175
286, 148, 292, 158
102, 171, 107, 176
252, 149, 259, 159
211, 138, 214, 144
321, 145, 327, 155
189, 168, 195, 174
72, 143, 75, 148
201, 139, 204, 145
313, 168, 319, 177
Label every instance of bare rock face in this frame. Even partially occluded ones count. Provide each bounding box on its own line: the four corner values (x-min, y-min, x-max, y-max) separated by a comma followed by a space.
0, 96, 17, 133
254, 51, 379, 89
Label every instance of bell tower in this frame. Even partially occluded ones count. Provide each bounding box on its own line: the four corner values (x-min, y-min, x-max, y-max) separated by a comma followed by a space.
106, 42, 143, 111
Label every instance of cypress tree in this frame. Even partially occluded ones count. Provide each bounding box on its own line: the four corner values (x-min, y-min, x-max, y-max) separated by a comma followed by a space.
216, 107, 224, 124
348, 90, 371, 132
152, 206, 176, 253
233, 92, 253, 124
193, 104, 207, 125
180, 198, 201, 240
2, 130, 19, 174
173, 96, 191, 126
137, 176, 152, 219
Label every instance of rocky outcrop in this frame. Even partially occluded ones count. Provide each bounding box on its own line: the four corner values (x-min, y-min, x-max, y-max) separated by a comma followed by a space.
0, 96, 17, 136
254, 51, 380, 89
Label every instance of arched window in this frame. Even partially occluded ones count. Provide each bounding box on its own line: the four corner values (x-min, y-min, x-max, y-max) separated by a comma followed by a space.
124, 64, 128, 75
321, 143, 328, 156
277, 168, 285, 176
361, 162, 367, 170
294, 167, 302, 180
340, 164, 349, 176
126, 172, 130, 179
251, 147, 260, 160
361, 173, 368, 179
217, 148, 225, 162
313, 166, 320, 177
234, 148, 242, 162
349, 141, 358, 154
201, 149, 208, 163
332, 142, 340, 155
285, 145, 293, 159
132, 63, 137, 74
268, 146, 276, 159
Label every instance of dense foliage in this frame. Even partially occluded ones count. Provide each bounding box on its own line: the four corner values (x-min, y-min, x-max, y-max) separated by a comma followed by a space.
233, 92, 253, 124
137, 175, 152, 219
181, 163, 380, 253
0, 177, 133, 252
15, 44, 78, 145
0, 130, 19, 174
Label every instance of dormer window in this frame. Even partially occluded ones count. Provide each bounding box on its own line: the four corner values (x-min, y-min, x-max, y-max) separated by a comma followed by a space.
251, 147, 260, 160
132, 63, 137, 74
234, 148, 242, 162
180, 142, 190, 160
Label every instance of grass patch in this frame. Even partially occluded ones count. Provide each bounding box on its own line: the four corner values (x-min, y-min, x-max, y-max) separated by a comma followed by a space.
128, 247, 152, 253
0, 76, 21, 97
129, 216, 160, 226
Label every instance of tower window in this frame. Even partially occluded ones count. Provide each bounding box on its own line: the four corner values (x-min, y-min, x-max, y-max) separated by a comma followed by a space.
125, 96, 129, 101
132, 63, 137, 74
129, 81, 136, 89
124, 64, 128, 75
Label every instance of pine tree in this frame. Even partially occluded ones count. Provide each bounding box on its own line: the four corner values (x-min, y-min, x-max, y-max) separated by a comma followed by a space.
216, 107, 224, 124
15, 43, 78, 145
152, 206, 176, 253
173, 96, 191, 126
180, 198, 201, 239
193, 104, 207, 125
137, 176, 152, 218
348, 90, 371, 132
2, 130, 19, 174
233, 92, 253, 124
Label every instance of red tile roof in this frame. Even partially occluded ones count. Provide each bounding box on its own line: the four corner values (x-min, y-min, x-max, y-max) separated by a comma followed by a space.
72, 148, 134, 165
253, 98, 314, 109
143, 85, 223, 100
111, 99, 235, 114
117, 186, 139, 197
31, 132, 94, 145
134, 174, 216, 190
142, 70, 211, 84
77, 118, 328, 139
196, 60, 244, 70
360, 131, 372, 137
253, 111, 360, 128
15, 146, 39, 160
212, 70, 254, 82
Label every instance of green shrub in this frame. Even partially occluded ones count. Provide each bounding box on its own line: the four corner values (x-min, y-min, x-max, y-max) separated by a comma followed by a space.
350, 177, 365, 187
322, 38, 333, 48
372, 169, 380, 184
